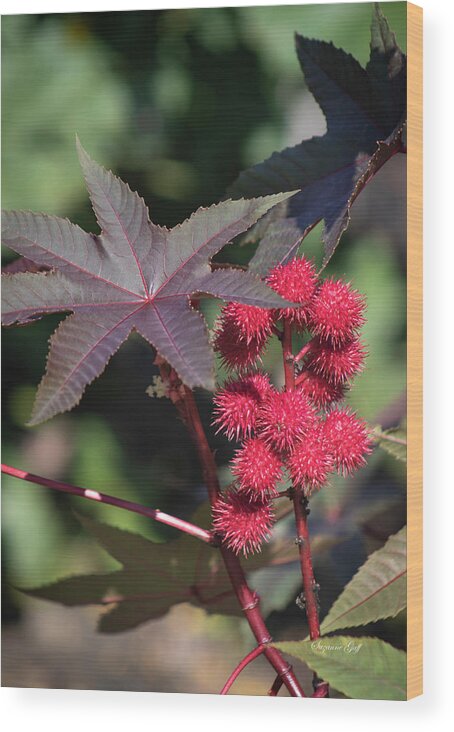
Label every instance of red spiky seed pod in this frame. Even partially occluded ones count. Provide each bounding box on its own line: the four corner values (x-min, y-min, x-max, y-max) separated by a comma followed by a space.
298, 369, 347, 408
323, 408, 373, 476
212, 372, 273, 441
257, 389, 316, 452
288, 425, 334, 495
266, 256, 318, 328
213, 317, 268, 371
232, 437, 283, 498
212, 491, 274, 556
218, 302, 274, 344
304, 337, 367, 384
309, 278, 366, 346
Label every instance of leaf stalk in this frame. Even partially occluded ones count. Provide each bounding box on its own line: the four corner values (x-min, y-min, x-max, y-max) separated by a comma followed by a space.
1, 463, 213, 544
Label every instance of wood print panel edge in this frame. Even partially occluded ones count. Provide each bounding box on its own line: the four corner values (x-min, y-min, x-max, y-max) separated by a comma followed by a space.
406, 0, 423, 701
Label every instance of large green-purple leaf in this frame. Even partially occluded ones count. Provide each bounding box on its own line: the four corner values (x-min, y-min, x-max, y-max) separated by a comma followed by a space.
21, 505, 277, 633
21, 512, 242, 633
227, 5, 406, 273
274, 636, 406, 700
320, 527, 407, 635
2, 142, 296, 424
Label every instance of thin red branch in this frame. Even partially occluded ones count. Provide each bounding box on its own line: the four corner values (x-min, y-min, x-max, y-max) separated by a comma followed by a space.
179, 385, 306, 698
294, 341, 313, 363
220, 644, 265, 695
295, 371, 309, 387
268, 674, 284, 697
1, 463, 213, 545
282, 320, 295, 390
269, 489, 291, 500
375, 432, 407, 446
312, 681, 330, 698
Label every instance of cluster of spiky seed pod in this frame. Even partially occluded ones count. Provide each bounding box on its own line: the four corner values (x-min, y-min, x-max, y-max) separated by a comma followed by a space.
212, 256, 373, 556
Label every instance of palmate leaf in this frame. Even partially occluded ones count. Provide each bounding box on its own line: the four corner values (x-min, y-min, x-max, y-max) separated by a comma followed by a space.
20, 505, 297, 632
21, 511, 252, 633
227, 4, 406, 273
1, 140, 296, 425
274, 636, 406, 700
320, 526, 407, 635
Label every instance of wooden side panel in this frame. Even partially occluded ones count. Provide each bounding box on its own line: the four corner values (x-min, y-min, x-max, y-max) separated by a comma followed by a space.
406, 1, 423, 701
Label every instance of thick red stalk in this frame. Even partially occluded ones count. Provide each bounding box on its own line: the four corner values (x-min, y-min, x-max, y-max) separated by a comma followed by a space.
220, 644, 265, 694
183, 387, 221, 505
220, 545, 304, 696
180, 386, 306, 697
293, 493, 320, 640
1, 463, 213, 544
281, 320, 321, 641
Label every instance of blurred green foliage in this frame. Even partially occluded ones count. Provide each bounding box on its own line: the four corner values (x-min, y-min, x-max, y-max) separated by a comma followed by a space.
2, 3, 407, 691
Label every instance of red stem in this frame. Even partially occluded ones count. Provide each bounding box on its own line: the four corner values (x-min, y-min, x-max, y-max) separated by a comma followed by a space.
293, 494, 320, 640
312, 681, 330, 698
295, 371, 309, 386
268, 674, 284, 696
281, 320, 322, 642
270, 489, 291, 500
220, 645, 265, 694
183, 387, 220, 505
375, 432, 407, 446
282, 320, 295, 390
220, 546, 304, 696
294, 341, 313, 363
1, 463, 213, 545
180, 386, 306, 698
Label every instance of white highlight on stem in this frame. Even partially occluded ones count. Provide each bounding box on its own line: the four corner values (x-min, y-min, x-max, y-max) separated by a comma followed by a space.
84, 489, 102, 501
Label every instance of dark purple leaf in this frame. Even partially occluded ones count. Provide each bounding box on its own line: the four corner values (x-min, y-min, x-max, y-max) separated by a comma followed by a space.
2, 141, 296, 424
227, 5, 406, 272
